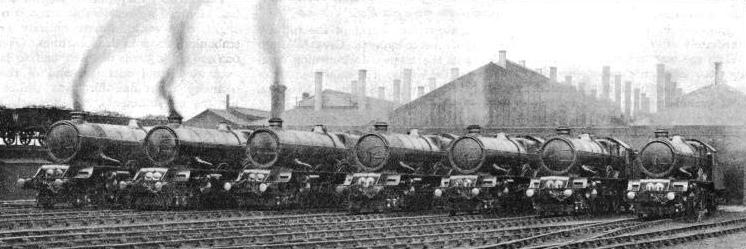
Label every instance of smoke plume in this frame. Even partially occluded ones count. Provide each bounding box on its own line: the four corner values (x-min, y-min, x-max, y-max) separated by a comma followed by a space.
72, 3, 156, 111
158, 0, 203, 119
255, 0, 284, 85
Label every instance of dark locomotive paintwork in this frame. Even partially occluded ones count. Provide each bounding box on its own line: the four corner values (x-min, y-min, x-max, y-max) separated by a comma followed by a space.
143, 123, 249, 168
246, 124, 350, 171
436, 127, 544, 214
46, 112, 150, 166
627, 130, 718, 218
342, 122, 448, 213
353, 126, 445, 174
527, 127, 634, 216
17, 112, 150, 208
227, 120, 353, 209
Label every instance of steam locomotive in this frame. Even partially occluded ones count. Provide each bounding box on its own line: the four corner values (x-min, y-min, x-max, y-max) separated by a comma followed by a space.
231, 118, 355, 209
436, 125, 544, 214
16, 111, 150, 208
126, 115, 250, 209
338, 122, 451, 213
526, 127, 635, 216
626, 129, 719, 218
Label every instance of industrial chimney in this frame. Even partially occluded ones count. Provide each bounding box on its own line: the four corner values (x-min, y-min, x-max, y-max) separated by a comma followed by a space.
393, 79, 401, 104
549, 67, 557, 82
519, 60, 526, 67
634, 88, 641, 116
656, 63, 665, 112
378, 86, 385, 100
225, 94, 230, 110
665, 72, 673, 108
565, 75, 572, 85
428, 77, 436, 92
714, 62, 722, 85
314, 72, 323, 111
614, 75, 622, 109
498, 50, 507, 68
602, 66, 610, 100
624, 81, 631, 116
402, 69, 412, 103
358, 69, 367, 111
450, 67, 459, 80
417, 86, 425, 98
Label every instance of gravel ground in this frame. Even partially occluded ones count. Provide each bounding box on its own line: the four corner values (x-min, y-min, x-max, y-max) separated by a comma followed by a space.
659, 208, 746, 249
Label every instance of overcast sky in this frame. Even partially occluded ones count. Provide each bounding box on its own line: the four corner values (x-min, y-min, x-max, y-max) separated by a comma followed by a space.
0, 0, 744, 119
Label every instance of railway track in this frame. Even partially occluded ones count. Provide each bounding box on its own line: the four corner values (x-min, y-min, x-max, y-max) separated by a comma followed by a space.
35, 215, 597, 249
548, 216, 746, 249
0, 208, 343, 231
0, 211, 462, 247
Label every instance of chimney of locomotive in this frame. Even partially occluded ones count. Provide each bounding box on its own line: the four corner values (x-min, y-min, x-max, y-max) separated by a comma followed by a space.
270, 83, 287, 119
466, 124, 482, 134
377, 86, 385, 100
450, 67, 459, 80
358, 69, 367, 111
556, 126, 572, 136
654, 129, 669, 138
314, 72, 323, 111
70, 111, 87, 123
167, 112, 183, 125
217, 121, 231, 131
498, 50, 507, 68
373, 121, 388, 132
549, 67, 557, 82
268, 118, 283, 128
312, 124, 326, 133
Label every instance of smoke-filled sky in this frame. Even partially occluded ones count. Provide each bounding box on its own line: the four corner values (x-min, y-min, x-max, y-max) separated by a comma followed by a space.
0, 0, 744, 118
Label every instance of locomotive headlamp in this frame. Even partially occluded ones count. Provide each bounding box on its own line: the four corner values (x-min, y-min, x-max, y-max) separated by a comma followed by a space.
434, 189, 443, 197
54, 179, 63, 186
471, 188, 480, 196
585, 192, 591, 198
627, 191, 636, 199
666, 192, 675, 201
119, 181, 127, 190
223, 182, 232, 191
525, 189, 535, 197
259, 183, 268, 192
154, 182, 163, 191
145, 172, 154, 180
563, 189, 573, 196
591, 189, 598, 196
503, 187, 509, 194
16, 178, 26, 188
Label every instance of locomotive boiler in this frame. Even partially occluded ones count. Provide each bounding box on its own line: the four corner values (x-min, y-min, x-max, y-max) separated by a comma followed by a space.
527, 127, 634, 216
232, 119, 351, 208
16, 111, 149, 208
627, 129, 719, 218
437, 125, 543, 214
128, 117, 248, 209
342, 122, 446, 213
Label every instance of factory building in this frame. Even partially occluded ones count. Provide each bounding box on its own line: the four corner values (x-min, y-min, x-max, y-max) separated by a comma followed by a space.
390, 52, 624, 128
184, 97, 269, 129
